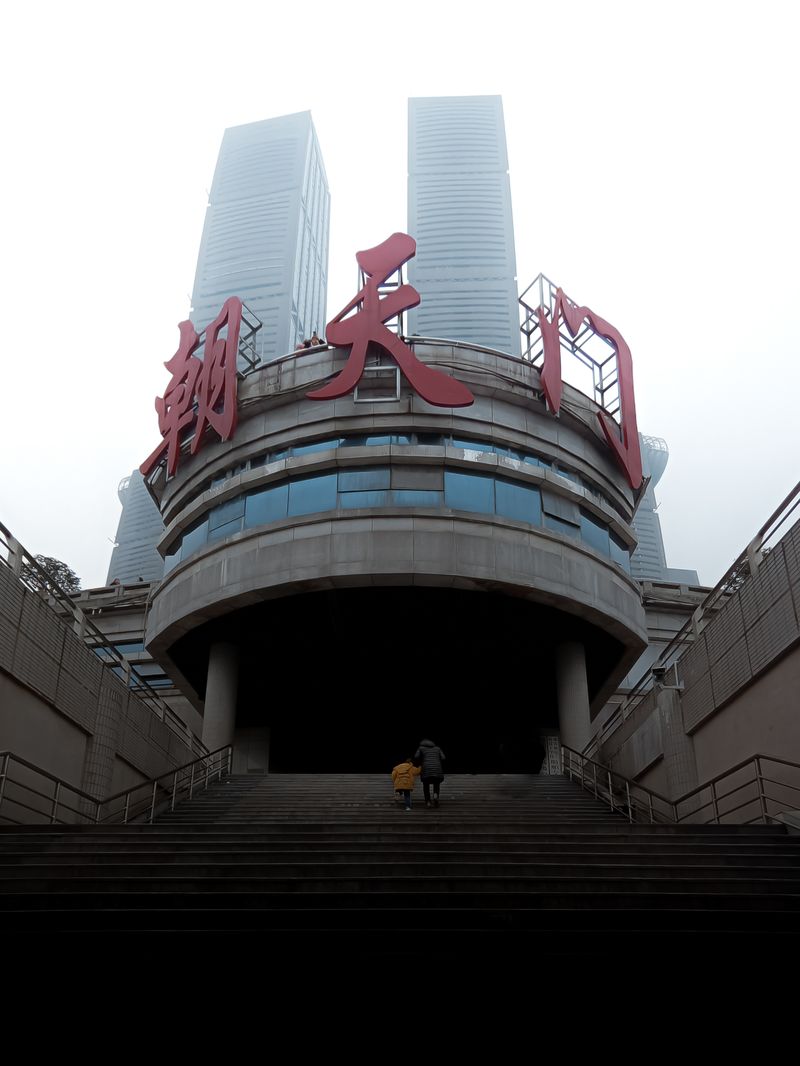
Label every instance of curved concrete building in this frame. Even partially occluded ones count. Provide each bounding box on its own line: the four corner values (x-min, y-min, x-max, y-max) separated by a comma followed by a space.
144, 341, 647, 772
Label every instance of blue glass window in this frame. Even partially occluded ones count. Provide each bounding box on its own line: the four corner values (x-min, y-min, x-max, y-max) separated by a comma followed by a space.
444, 472, 495, 514
182, 518, 209, 558
452, 438, 492, 453
496, 447, 526, 462
114, 641, 145, 655
288, 473, 337, 516
208, 517, 244, 543
245, 484, 289, 527
364, 435, 392, 446
163, 545, 181, 575
209, 496, 245, 530
268, 448, 290, 462
610, 531, 631, 573
416, 433, 444, 446
392, 490, 442, 507
580, 510, 610, 555
292, 438, 341, 456
338, 468, 391, 492
496, 479, 542, 525
392, 434, 413, 445
557, 467, 580, 484
544, 514, 579, 539
340, 490, 389, 508
341, 435, 367, 447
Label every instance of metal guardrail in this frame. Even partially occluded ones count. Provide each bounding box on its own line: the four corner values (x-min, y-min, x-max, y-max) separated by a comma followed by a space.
0, 519, 206, 759
590, 478, 800, 754
562, 746, 676, 823
673, 753, 800, 826
562, 746, 800, 826
0, 748, 232, 826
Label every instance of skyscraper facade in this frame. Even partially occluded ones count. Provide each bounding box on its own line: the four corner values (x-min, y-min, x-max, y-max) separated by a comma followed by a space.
191, 111, 330, 362
108, 113, 330, 585
106, 470, 165, 584
631, 435, 699, 584
406, 96, 520, 355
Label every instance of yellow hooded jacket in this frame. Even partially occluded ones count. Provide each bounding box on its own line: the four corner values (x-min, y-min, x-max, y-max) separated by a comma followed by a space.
391, 761, 421, 791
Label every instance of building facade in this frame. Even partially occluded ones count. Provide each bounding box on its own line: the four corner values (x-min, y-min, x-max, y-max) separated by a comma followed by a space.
630, 435, 699, 584
191, 111, 330, 363
407, 96, 520, 355
143, 336, 647, 772
108, 112, 331, 587
106, 470, 165, 585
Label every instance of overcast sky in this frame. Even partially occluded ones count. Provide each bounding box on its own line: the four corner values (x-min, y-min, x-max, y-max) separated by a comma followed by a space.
1, 0, 798, 589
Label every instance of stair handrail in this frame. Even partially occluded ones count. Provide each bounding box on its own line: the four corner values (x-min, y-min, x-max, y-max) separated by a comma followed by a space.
562, 746, 800, 825
591, 477, 800, 754
0, 519, 208, 759
672, 752, 800, 825
560, 746, 677, 823
0, 747, 233, 827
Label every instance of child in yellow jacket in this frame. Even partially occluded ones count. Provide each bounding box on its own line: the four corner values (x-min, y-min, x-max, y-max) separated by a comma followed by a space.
391, 757, 421, 811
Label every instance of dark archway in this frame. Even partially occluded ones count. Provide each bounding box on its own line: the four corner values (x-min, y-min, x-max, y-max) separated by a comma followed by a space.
169, 586, 622, 772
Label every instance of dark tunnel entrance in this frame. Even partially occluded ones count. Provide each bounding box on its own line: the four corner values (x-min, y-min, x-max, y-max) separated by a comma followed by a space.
169, 586, 624, 773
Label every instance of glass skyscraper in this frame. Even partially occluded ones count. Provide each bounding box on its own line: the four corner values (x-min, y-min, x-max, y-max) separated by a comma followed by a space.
406, 96, 520, 355
191, 111, 330, 362
108, 113, 330, 587
631, 435, 699, 584
106, 471, 165, 584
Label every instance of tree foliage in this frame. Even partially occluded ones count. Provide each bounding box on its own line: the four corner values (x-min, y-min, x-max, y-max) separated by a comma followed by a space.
24, 554, 81, 596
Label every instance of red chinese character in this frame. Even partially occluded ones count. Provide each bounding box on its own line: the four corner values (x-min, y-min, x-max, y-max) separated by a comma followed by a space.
307, 233, 474, 408
140, 319, 202, 479
140, 297, 243, 479
191, 297, 242, 455
536, 290, 642, 490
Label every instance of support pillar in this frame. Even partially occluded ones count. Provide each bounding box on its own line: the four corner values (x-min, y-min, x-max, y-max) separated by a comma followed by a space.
203, 642, 239, 752
657, 682, 698, 801
556, 641, 591, 754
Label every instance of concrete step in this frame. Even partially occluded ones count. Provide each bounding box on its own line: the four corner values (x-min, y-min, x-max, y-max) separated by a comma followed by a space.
3, 846, 798, 864
3, 873, 800, 895
2, 860, 799, 880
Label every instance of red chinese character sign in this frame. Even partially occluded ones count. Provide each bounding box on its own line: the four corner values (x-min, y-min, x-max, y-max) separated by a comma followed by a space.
307, 233, 474, 408
524, 281, 642, 490
141, 297, 243, 478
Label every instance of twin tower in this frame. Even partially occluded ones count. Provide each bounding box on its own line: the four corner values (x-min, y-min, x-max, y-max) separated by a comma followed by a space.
106, 98, 522, 588
192, 97, 520, 364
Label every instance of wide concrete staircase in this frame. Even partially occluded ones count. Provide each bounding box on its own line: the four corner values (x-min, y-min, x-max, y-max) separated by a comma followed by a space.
2, 773, 800, 961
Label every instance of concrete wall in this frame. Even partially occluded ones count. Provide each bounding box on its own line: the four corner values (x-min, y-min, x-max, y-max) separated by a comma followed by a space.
0, 562, 200, 816
691, 647, 800, 783
596, 513, 800, 814
145, 342, 648, 729
74, 583, 204, 737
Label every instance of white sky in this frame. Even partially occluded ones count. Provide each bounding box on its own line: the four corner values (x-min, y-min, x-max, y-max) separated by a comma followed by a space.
1, 0, 798, 589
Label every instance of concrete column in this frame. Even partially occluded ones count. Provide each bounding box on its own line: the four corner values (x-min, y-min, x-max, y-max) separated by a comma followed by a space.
556, 641, 591, 753
657, 683, 698, 801
203, 642, 239, 752
81, 674, 124, 807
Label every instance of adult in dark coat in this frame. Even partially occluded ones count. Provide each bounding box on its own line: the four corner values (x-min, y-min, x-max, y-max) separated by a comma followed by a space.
414, 739, 446, 808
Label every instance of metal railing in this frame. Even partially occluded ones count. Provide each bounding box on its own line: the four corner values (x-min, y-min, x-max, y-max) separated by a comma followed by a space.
0, 519, 206, 759
673, 754, 800, 826
0, 748, 232, 826
562, 746, 676, 823
590, 477, 800, 755
562, 746, 800, 826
